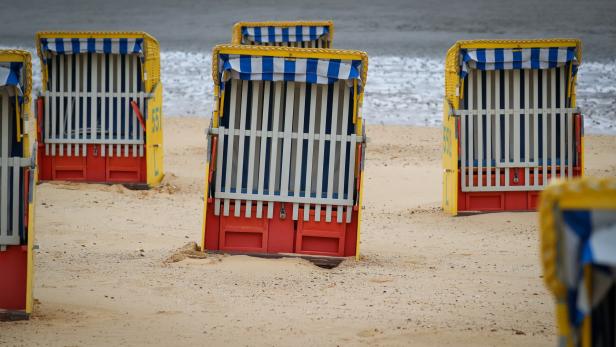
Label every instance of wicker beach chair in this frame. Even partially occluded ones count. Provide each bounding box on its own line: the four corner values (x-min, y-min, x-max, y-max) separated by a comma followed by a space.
202, 44, 367, 258
232, 21, 334, 48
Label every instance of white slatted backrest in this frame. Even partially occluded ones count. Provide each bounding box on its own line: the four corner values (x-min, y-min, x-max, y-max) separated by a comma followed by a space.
459, 66, 576, 192
44, 53, 145, 157
0, 88, 23, 247
214, 79, 357, 223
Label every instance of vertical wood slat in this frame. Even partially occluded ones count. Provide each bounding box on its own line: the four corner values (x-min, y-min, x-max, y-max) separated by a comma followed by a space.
223, 80, 239, 216
542, 69, 548, 186
11, 163, 19, 236
494, 70, 501, 187
132, 55, 137, 157
91, 53, 98, 152
246, 81, 261, 218
559, 67, 566, 179
524, 69, 530, 185
314, 84, 328, 221
292, 83, 307, 220
477, 71, 483, 189
267, 81, 283, 219
234, 80, 249, 217
59, 54, 65, 156
101, 54, 107, 157
75, 54, 81, 156
486, 71, 492, 188
303, 84, 317, 221
468, 70, 474, 189
45, 61, 51, 155
82, 52, 88, 156
551, 69, 557, 180
504, 70, 510, 185
533, 69, 539, 187
51, 56, 60, 156
115, 54, 122, 157
338, 85, 350, 223
325, 82, 340, 222
1, 92, 8, 235
513, 70, 520, 165
256, 81, 271, 219
123, 55, 129, 157
67, 55, 73, 156
279, 81, 295, 218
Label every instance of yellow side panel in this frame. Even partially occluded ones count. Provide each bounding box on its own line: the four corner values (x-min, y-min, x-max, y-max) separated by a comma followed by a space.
146, 83, 164, 186
442, 100, 458, 215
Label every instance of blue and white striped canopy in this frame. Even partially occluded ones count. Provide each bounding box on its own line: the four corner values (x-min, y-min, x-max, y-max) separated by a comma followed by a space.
0, 62, 24, 94
559, 210, 616, 327
40, 38, 144, 58
219, 54, 362, 85
242, 26, 329, 44
460, 47, 578, 78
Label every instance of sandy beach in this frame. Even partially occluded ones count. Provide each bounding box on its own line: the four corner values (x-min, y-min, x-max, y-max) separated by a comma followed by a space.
1, 117, 615, 346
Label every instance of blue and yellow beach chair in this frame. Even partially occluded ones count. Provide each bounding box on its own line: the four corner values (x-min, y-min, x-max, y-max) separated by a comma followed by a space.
540, 177, 616, 346
0, 49, 36, 320
232, 21, 334, 48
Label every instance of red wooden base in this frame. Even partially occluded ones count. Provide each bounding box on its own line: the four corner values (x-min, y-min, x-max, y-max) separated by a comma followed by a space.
457, 168, 582, 212
205, 201, 358, 257
38, 144, 147, 184
0, 245, 27, 312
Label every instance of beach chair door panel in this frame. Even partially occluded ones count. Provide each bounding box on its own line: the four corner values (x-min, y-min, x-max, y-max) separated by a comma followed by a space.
459, 66, 577, 192
214, 79, 357, 225
0, 89, 29, 249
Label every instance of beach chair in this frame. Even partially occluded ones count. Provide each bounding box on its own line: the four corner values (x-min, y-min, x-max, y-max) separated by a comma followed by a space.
35, 32, 164, 187
202, 44, 367, 258
232, 21, 334, 48
442, 39, 584, 215
0, 50, 36, 320
540, 177, 616, 347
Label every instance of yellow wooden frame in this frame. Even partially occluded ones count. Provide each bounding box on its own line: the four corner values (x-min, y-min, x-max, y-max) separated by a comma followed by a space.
203, 44, 368, 259
539, 177, 616, 347
231, 20, 334, 47
34, 31, 164, 187
442, 38, 583, 216
0, 49, 35, 315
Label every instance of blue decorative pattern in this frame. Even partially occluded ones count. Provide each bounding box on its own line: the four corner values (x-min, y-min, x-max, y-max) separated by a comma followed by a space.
242, 26, 328, 44
219, 54, 362, 85
40, 38, 144, 62
460, 47, 578, 78
0, 62, 24, 94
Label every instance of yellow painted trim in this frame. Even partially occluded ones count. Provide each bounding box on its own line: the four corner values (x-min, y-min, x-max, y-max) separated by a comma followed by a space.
201, 157, 210, 251
355, 155, 365, 261
232, 20, 334, 46
352, 80, 358, 124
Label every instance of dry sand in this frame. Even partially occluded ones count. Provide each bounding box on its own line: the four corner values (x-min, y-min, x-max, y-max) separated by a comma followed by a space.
1, 117, 615, 346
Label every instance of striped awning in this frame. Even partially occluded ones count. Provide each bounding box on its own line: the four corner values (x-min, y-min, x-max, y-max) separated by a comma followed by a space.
0, 62, 24, 94
219, 54, 362, 85
40, 38, 144, 59
460, 47, 578, 78
242, 26, 329, 44
559, 210, 616, 327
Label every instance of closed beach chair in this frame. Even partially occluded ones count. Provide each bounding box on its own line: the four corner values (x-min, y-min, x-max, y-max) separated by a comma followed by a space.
232, 21, 334, 48
202, 44, 367, 258
0, 50, 36, 320
35, 31, 164, 187
442, 39, 584, 215
540, 177, 616, 347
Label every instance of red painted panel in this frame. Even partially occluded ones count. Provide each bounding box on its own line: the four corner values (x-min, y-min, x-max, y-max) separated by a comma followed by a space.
267, 203, 294, 253
296, 209, 346, 257
344, 208, 358, 257
219, 206, 269, 253
0, 246, 27, 311
204, 200, 220, 251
